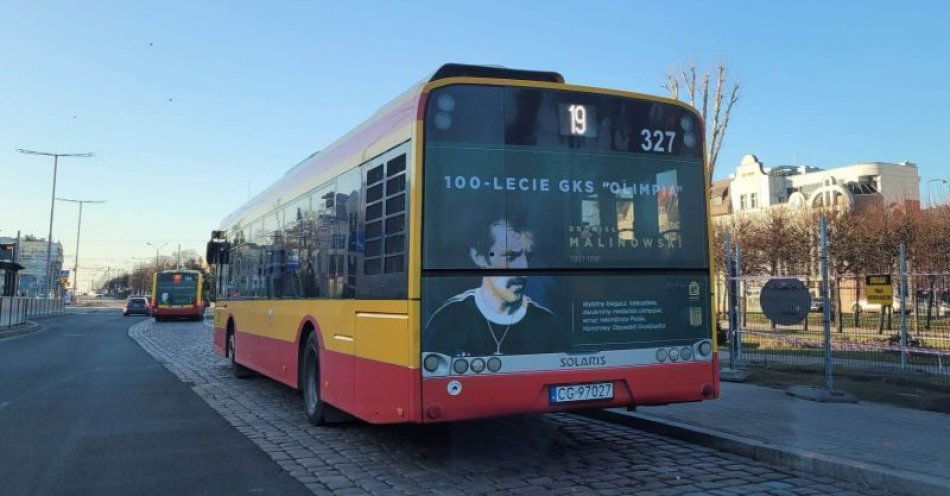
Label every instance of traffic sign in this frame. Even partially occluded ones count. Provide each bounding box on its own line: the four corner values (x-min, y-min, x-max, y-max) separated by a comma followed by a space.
760, 278, 810, 325
866, 274, 893, 305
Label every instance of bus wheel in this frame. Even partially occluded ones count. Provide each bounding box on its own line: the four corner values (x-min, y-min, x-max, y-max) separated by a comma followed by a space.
302, 333, 327, 426
228, 330, 254, 378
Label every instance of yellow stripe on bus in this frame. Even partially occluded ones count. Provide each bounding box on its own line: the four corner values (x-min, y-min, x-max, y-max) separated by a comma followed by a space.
217, 299, 419, 369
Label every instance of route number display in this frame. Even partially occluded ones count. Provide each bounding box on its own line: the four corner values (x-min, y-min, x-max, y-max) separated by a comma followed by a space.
559, 103, 597, 137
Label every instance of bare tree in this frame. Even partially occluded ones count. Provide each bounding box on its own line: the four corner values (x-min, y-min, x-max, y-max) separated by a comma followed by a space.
742, 209, 811, 277
913, 205, 950, 330
663, 61, 741, 183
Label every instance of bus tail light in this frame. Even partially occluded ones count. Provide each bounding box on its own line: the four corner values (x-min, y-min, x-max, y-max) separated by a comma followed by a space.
452, 359, 469, 375
698, 341, 712, 357
423, 354, 442, 373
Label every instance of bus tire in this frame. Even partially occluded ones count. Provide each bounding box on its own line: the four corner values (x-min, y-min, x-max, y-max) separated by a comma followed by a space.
227, 329, 254, 378
301, 332, 327, 426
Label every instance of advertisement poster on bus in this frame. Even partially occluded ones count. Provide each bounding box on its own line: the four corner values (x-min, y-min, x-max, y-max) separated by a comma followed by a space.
421, 142, 711, 365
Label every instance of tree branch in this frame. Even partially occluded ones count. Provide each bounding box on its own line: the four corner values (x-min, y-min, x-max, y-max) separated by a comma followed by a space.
709, 80, 740, 177
663, 69, 679, 99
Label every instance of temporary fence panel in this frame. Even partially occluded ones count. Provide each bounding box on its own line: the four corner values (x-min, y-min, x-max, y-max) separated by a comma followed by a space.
723, 239, 950, 386
0, 297, 65, 329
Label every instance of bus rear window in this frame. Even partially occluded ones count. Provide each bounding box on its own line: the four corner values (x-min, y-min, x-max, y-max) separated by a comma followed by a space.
156, 273, 198, 305
422, 85, 708, 271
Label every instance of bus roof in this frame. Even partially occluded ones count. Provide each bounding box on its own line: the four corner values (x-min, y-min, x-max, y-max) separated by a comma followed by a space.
218, 80, 425, 231
217, 63, 575, 233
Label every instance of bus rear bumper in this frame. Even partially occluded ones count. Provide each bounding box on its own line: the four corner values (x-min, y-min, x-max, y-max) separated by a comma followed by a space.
152, 306, 203, 319
421, 358, 718, 423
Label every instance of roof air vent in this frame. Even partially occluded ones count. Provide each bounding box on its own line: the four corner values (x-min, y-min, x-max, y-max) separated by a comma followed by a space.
429, 63, 564, 83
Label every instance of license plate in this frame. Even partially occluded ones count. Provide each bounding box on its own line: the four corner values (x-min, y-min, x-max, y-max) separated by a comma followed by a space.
549, 382, 614, 404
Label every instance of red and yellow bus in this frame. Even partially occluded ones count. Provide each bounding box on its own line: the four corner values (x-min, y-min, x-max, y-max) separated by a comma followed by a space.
208, 63, 717, 425
151, 270, 205, 321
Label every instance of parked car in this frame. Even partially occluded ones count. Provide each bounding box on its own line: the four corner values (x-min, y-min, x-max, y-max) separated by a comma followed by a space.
123, 296, 151, 316
853, 296, 913, 314
809, 297, 836, 315
915, 289, 950, 315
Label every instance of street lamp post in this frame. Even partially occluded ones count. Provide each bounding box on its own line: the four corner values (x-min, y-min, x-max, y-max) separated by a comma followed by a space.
17, 149, 94, 297
56, 198, 106, 300
927, 179, 948, 207
146, 242, 167, 296
146, 242, 168, 270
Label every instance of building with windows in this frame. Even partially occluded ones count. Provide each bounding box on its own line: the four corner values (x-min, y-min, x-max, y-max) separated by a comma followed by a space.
711, 154, 920, 219
0, 237, 64, 297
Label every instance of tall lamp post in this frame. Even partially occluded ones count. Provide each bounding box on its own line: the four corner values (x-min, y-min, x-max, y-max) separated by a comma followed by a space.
56, 198, 106, 299
17, 148, 94, 297
927, 179, 948, 207
146, 242, 167, 296
146, 242, 167, 269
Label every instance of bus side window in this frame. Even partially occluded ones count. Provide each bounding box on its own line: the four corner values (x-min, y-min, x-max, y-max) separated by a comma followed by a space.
383, 154, 406, 275
281, 203, 300, 299
301, 181, 337, 299
336, 167, 361, 299
359, 148, 408, 299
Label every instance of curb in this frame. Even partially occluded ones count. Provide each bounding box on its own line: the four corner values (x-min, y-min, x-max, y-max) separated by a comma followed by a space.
583, 409, 950, 496
0, 320, 41, 340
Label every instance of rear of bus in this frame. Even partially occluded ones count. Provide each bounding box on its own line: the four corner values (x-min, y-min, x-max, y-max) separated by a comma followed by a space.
152, 271, 204, 321
418, 80, 717, 422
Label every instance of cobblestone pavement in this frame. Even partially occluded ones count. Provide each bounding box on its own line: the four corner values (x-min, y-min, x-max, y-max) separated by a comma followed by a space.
129, 320, 890, 496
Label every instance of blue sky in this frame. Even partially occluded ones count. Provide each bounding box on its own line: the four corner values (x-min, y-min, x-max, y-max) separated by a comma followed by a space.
1, 0, 948, 290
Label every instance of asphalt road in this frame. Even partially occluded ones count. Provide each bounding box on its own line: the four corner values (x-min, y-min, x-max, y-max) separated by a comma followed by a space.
0, 312, 310, 496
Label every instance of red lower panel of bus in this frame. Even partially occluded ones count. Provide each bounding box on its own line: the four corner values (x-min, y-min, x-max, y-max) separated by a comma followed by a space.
212, 325, 717, 425
153, 305, 203, 319
420, 358, 718, 423
213, 328, 421, 423
229, 330, 299, 387
320, 349, 421, 424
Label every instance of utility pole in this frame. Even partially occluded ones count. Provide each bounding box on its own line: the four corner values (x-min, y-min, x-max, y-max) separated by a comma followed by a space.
17, 149, 94, 297
147, 242, 167, 271
177, 244, 181, 270
56, 197, 105, 301
927, 179, 948, 207
14, 230, 21, 296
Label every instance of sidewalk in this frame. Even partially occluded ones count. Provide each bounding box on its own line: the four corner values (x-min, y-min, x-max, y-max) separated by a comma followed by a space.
0, 320, 40, 339
591, 381, 950, 496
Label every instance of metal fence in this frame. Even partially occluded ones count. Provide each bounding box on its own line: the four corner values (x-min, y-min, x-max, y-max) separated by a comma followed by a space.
722, 219, 950, 387
0, 297, 66, 328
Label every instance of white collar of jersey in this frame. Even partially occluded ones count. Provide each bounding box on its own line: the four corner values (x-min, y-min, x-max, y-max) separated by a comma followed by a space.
474, 286, 528, 325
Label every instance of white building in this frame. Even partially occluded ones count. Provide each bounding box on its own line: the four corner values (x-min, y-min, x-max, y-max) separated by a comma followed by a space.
717, 154, 920, 217
0, 237, 64, 297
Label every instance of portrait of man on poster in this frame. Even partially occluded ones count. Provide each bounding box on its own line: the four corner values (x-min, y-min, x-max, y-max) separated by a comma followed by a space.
424, 211, 567, 356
